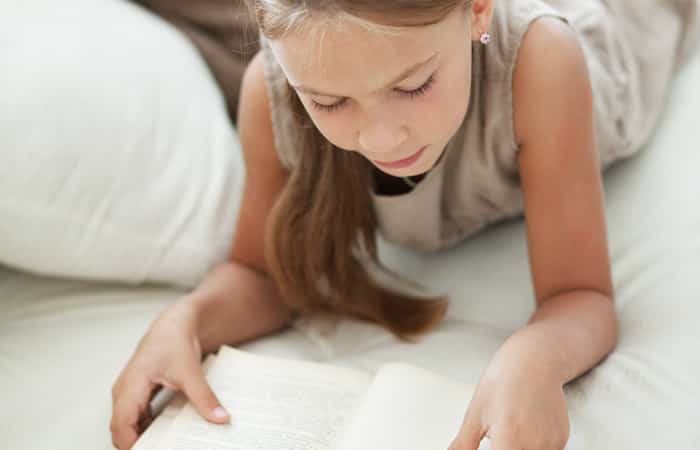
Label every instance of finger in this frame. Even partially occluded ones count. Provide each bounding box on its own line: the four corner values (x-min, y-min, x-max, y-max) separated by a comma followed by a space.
181, 362, 230, 424
449, 411, 485, 450
110, 377, 158, 450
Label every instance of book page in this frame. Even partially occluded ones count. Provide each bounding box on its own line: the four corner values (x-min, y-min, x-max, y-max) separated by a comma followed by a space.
335, 363, 484, 450
154, 346, 372, 450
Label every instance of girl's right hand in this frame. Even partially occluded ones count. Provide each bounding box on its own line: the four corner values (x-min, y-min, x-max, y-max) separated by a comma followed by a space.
110, 298, 231, 450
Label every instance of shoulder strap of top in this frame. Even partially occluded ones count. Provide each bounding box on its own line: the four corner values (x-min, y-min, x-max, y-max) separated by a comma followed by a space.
259, 35, 301, 171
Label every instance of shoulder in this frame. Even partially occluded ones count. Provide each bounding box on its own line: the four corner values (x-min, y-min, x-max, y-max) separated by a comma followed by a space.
512, 16, 592, 147
230, 50, 288, 271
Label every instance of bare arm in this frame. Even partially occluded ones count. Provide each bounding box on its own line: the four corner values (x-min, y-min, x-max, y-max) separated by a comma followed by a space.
188, 261, 292, 355
181, 49, 294, 354
506, 16, 617, 384
449, 18, 617, 450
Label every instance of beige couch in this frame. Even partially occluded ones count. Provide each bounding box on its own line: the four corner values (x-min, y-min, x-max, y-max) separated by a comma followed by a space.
1, 1, 699, 449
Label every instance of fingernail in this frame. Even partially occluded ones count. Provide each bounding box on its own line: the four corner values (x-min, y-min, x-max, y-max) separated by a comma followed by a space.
213, 406, 230, 421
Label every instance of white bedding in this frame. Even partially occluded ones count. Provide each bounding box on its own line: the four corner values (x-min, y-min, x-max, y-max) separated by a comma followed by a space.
1, 17, 699, 450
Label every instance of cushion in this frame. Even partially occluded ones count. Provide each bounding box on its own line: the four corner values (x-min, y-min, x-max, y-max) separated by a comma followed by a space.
0, 0, 244, 288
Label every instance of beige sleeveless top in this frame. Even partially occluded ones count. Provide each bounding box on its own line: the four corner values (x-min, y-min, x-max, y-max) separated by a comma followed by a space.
261, 0, 698, 252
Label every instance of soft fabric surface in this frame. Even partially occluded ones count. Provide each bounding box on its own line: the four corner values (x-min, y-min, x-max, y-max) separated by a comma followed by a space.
0, 0, 244, 288
2, 9, 699, 450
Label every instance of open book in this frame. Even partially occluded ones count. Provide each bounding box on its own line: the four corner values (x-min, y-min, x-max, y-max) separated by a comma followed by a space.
134, 345, 492, 450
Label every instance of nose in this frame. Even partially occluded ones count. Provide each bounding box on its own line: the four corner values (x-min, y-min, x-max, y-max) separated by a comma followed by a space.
357, 119, 409, 156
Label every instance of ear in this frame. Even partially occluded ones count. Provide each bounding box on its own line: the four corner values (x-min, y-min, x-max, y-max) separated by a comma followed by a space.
469, 0, 495, 42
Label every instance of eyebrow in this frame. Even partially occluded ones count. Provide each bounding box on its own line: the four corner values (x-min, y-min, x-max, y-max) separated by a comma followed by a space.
293, 52, 439, 98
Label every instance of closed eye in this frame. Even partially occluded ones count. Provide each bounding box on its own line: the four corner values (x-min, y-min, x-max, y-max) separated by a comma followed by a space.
310, 73, 436, 113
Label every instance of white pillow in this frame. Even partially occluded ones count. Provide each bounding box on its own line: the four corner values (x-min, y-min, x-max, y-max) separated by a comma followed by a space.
0, 0, 244, 288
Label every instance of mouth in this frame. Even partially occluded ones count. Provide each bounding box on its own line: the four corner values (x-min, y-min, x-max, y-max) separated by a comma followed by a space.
372, 146, 427, 170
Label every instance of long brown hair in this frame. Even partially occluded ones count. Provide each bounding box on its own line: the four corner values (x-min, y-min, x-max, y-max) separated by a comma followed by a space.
247, 0, 470, 342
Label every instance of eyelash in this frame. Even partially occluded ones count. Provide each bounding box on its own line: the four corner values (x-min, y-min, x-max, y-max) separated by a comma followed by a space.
310, 74, 436, 113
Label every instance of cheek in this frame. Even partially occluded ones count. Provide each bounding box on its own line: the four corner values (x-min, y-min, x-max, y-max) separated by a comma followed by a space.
407, 74, 471, 143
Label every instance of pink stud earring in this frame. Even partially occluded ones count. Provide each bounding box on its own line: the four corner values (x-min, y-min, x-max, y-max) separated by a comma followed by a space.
479, 31, 491, 45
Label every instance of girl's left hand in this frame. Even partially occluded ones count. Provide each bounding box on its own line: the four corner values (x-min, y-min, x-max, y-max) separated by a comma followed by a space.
447, 357, 571, 450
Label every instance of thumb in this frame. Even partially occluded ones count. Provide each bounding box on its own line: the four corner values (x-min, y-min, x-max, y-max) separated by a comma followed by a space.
181, 363, 230, 425
448, 409, 484, 450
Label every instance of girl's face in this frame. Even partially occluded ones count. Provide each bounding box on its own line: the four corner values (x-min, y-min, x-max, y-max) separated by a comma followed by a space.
269, 7, 473, 177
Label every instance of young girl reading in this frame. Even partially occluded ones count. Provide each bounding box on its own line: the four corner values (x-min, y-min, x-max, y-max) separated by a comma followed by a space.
110, 1, 698, 449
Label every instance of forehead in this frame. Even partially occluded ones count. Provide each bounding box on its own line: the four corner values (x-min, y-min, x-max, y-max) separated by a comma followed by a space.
269, 11, 464, 97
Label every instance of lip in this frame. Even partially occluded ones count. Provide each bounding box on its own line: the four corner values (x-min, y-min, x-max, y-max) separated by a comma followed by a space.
372, 146, 427, 169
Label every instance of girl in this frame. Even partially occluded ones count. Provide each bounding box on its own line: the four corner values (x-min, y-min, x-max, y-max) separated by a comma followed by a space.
110, 1, 698, 449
